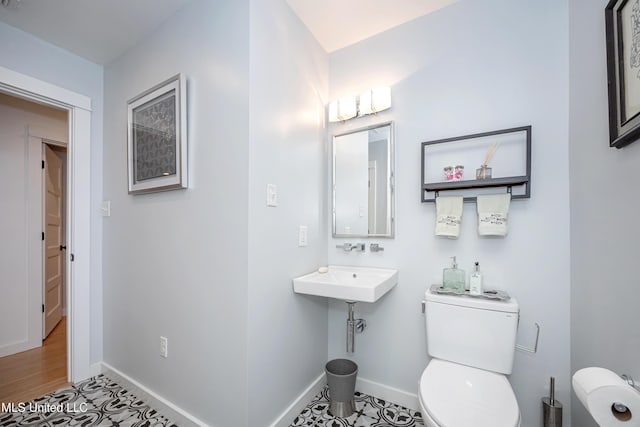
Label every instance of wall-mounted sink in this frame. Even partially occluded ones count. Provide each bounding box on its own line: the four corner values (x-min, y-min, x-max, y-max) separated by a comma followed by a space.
293, 265, 398, 303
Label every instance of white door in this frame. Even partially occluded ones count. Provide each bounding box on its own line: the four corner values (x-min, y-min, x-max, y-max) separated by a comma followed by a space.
43, 144, 63, 338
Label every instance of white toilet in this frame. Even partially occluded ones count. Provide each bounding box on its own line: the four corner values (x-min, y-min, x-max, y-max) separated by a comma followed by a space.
418, 288, 521, 427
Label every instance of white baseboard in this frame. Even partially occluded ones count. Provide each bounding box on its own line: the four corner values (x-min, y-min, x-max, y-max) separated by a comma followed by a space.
269, 372, 326, 427
356, 377, 419, 411
96, 364, 416, 427
100, 362, 209, 427
0, 339, 40, 359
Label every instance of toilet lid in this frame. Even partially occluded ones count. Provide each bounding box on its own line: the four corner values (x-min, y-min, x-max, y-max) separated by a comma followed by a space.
419, 359, 520, 427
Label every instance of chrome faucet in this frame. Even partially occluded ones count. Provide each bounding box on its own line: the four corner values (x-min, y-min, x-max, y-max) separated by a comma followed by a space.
336, 243, 366, 252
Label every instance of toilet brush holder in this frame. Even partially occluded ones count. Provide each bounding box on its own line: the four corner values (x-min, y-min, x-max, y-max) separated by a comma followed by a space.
542, 377, 563, 427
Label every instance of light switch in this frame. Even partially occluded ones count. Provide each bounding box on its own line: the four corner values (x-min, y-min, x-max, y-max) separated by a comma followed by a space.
298, 225, 308, 247
101, 201, 111, 217
267, 184, 278, 207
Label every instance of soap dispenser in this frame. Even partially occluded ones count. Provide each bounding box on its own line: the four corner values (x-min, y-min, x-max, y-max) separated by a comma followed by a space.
443, 256, 465, 293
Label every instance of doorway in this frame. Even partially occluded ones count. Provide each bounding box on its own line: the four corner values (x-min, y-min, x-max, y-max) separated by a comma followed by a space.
0, 64, 93, 386
0, 92, 70, 402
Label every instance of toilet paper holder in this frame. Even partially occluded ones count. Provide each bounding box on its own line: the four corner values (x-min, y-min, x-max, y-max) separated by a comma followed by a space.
606, 373, 640, 418
515, 322, 540, 354
621, 374, 640, 393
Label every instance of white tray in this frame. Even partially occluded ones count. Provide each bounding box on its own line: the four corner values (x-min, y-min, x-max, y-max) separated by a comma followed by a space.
430, 284, 511, 301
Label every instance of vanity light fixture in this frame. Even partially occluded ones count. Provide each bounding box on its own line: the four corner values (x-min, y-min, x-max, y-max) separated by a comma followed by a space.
328, 96, 358, 122
328, 86, 391, 123
358, 86, 391, 116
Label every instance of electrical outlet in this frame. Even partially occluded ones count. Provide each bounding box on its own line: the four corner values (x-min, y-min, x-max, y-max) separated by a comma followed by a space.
160, 336, 168, 358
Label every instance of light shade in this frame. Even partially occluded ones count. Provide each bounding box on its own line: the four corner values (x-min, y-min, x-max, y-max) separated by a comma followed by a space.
358, 86, 391, 116
329, 96, 358, 122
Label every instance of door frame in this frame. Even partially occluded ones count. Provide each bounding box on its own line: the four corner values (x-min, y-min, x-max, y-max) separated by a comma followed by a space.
0, 65, 93, 383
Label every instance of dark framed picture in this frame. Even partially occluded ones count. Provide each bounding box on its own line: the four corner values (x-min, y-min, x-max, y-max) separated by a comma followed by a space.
606, 0, 640, 148
127, 74, 187, 194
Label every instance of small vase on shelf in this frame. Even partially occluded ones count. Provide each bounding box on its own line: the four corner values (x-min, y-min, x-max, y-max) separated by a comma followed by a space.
475, 165, 492, 180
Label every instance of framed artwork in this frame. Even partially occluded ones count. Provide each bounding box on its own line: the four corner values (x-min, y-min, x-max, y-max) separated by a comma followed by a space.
127, 74, 187, 194
606, 0, 640, 148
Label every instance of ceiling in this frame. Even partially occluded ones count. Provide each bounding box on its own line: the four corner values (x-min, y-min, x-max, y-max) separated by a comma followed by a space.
0, 0, 192, 65
0, 0, 458, 65
285, 0, 460, 53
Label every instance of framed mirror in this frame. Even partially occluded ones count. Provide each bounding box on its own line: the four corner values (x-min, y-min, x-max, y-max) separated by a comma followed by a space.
333, 122, 395, 238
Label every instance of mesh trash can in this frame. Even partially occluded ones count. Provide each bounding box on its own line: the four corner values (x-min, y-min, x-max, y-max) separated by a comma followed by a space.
325, 359, 358, 418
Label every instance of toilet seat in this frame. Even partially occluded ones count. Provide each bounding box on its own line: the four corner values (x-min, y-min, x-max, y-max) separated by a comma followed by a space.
419, 359, 520, 427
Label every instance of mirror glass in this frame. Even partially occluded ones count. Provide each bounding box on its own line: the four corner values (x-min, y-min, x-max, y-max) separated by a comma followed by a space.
333, 122, 394, 237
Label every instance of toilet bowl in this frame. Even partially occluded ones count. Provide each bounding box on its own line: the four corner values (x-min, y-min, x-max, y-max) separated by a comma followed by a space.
418, 359, 520, 427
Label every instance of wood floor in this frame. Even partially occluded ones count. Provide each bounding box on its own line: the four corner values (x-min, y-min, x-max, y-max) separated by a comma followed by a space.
0, 317, 68, 404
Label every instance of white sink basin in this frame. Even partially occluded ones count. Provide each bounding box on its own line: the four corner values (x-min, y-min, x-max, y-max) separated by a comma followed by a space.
293, 265, 398, 303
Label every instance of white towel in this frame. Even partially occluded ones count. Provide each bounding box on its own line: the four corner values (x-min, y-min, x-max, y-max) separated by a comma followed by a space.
477, 194, 511, 236
435, 196, 463, 238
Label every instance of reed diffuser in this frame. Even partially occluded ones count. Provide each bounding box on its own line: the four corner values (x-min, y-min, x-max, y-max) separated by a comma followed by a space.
476, 143, 499, 179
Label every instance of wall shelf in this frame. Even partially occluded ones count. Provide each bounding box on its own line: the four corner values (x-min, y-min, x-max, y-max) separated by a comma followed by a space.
421, 126, 531, 203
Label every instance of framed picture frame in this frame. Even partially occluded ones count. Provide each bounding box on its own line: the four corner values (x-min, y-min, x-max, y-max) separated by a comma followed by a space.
127, 74, 187, 194
605, 0, 640, 148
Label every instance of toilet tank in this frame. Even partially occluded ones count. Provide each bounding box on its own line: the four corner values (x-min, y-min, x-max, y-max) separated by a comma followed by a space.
424, 289, 519, 374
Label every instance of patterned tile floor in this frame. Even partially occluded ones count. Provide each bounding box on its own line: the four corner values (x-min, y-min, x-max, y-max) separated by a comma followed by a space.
0, 374, 176, 427
1, 374, 423, 427
290, 387, 424, 427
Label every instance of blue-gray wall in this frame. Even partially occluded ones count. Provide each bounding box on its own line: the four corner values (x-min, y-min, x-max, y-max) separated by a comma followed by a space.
102, 1, 251, 424
569, 0, 640, 425
103, 0, 329, 424
247, 0, 329, 425
327, 1, 571, 426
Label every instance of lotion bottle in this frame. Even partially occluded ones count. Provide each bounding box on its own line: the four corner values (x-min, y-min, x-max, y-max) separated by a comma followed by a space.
469, 262, 483, 296
443, 256, 465, 293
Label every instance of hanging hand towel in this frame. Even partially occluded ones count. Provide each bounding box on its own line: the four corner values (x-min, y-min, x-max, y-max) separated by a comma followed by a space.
435, 196, 463, 238
477, 193, 511, 236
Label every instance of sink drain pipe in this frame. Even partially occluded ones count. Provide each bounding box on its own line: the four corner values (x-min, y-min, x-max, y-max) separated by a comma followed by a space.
346, 302, 367, 353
